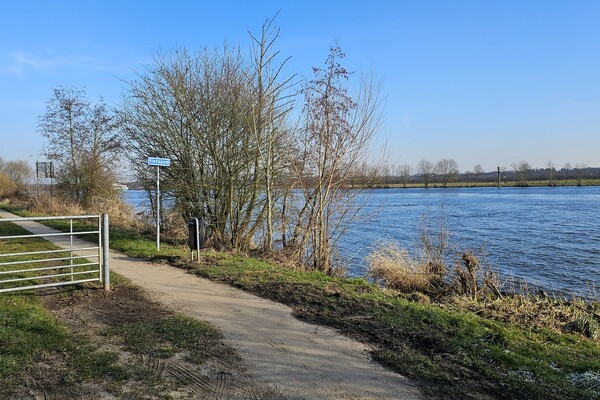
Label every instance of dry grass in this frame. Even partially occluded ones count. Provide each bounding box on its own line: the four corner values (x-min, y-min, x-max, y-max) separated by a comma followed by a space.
452, 251, 501, 300
433, 289, 600, 342
367, 239, 600, 342
29, 194, 86, 216
367, 240, 439, 293
0, 173, 17, 199
28, 194, 140, 231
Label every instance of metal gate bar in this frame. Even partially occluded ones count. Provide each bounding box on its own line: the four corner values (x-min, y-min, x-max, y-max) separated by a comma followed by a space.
0, 214, 110, 293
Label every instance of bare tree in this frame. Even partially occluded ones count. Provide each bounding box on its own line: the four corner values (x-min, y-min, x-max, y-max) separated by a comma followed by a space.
289, 45, 382, 274
473, 164, 484, 181
562, 163, 572, 180
38, 86, 121, 205
511, 160, 531, 186
121, 46, 258, 249
247, 16, 296, 250
417, 159, 434, 188
121, 19, 295, 252
435, 158, 459, 187
574, 163, 587, 186
545, 160, 556, 186
396, 164, 412, 187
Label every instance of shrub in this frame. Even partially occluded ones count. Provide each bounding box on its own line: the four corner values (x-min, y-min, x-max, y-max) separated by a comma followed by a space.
0, 173, 17, 199
452, 251, 501, 300
29, 195, 85, 216
367, 240, 440, 293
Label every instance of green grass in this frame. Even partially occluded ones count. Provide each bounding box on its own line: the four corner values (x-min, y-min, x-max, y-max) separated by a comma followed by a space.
106, 314, 224, 364
0, 218, 228, 397
0, 221, 128, 397
0, 294, 69, 385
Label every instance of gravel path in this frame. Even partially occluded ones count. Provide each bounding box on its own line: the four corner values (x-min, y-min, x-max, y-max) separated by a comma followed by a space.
0, 209, 424, 400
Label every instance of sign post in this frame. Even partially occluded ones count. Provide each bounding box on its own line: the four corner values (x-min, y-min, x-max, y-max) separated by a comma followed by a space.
147, 157, 171, 251
36, 161, 55, 197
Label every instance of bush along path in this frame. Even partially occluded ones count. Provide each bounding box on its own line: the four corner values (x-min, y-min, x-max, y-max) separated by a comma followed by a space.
0, 209, 423, 400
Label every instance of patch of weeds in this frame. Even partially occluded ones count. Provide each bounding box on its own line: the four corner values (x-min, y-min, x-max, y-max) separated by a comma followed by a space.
69, 345, 129, 382
107, 314, 223, 363
0, 294, 69, 391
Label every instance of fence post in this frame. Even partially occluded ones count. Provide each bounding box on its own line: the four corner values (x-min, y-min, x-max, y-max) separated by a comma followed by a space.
101, 213, 110, 290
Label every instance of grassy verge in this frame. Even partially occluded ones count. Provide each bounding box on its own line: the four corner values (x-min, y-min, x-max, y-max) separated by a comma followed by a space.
1, 204, 188, 260
0, 221, 126, 397
0, 220, 241, 398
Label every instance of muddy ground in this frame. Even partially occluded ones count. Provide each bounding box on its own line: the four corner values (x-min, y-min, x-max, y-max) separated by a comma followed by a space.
15, 283, 285, 400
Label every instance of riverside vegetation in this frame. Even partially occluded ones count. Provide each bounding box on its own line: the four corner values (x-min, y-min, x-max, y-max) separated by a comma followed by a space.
2, 196, 600, 399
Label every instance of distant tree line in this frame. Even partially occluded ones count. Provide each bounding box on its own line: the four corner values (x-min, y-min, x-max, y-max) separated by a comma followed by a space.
373, 159, 599, 187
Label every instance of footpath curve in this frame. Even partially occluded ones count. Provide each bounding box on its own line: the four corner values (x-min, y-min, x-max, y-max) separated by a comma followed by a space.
0, 209, 423, 400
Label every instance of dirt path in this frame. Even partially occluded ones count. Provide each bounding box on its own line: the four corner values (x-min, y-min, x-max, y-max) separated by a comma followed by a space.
0, 209, 423, 400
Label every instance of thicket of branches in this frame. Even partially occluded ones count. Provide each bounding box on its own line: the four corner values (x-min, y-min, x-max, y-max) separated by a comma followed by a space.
0, 157, 32, 198
120, 18, 382, 273
38, 87, 121, 205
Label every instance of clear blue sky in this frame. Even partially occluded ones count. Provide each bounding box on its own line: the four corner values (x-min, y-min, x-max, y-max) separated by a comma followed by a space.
1, 0, 599, 172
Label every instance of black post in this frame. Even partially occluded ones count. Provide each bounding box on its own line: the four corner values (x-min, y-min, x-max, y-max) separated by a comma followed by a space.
497, 166, 501, 188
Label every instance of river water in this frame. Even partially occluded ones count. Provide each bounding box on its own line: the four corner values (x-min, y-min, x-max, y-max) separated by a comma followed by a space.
125, 187, 600, 297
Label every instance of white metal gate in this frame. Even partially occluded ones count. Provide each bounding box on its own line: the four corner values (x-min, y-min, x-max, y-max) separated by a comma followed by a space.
0, 214, 110, 293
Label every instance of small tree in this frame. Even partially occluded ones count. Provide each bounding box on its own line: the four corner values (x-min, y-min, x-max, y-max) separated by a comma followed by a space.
247, 15, 296, 250
473, 164, 484, 181
545, 160, 556, 186
417, 159, 434, 188
0, 172, 17, 199
511, 160, 531, 186
562, 163, 572, 180
289, 45, 382, 274
574, 163, 587, 186
397, 164, 412, 187
38, 86, 121, 205
0, 158, 32, 196
435, 158, 459, 187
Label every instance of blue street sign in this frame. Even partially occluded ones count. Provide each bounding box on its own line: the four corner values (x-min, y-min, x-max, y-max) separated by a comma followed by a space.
147, 157, 171, 167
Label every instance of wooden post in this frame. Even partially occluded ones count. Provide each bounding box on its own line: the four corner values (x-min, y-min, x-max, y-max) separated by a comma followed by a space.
497, 166, 501, 188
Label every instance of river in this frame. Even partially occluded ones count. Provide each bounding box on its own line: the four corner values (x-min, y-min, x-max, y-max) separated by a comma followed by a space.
125, 186, 600, 298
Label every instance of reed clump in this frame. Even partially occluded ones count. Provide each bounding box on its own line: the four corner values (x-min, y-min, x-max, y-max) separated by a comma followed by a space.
367, 240, 500, 299
367, 239, 600, 342
28, 194, 140, 231
367, 240, 441, 293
